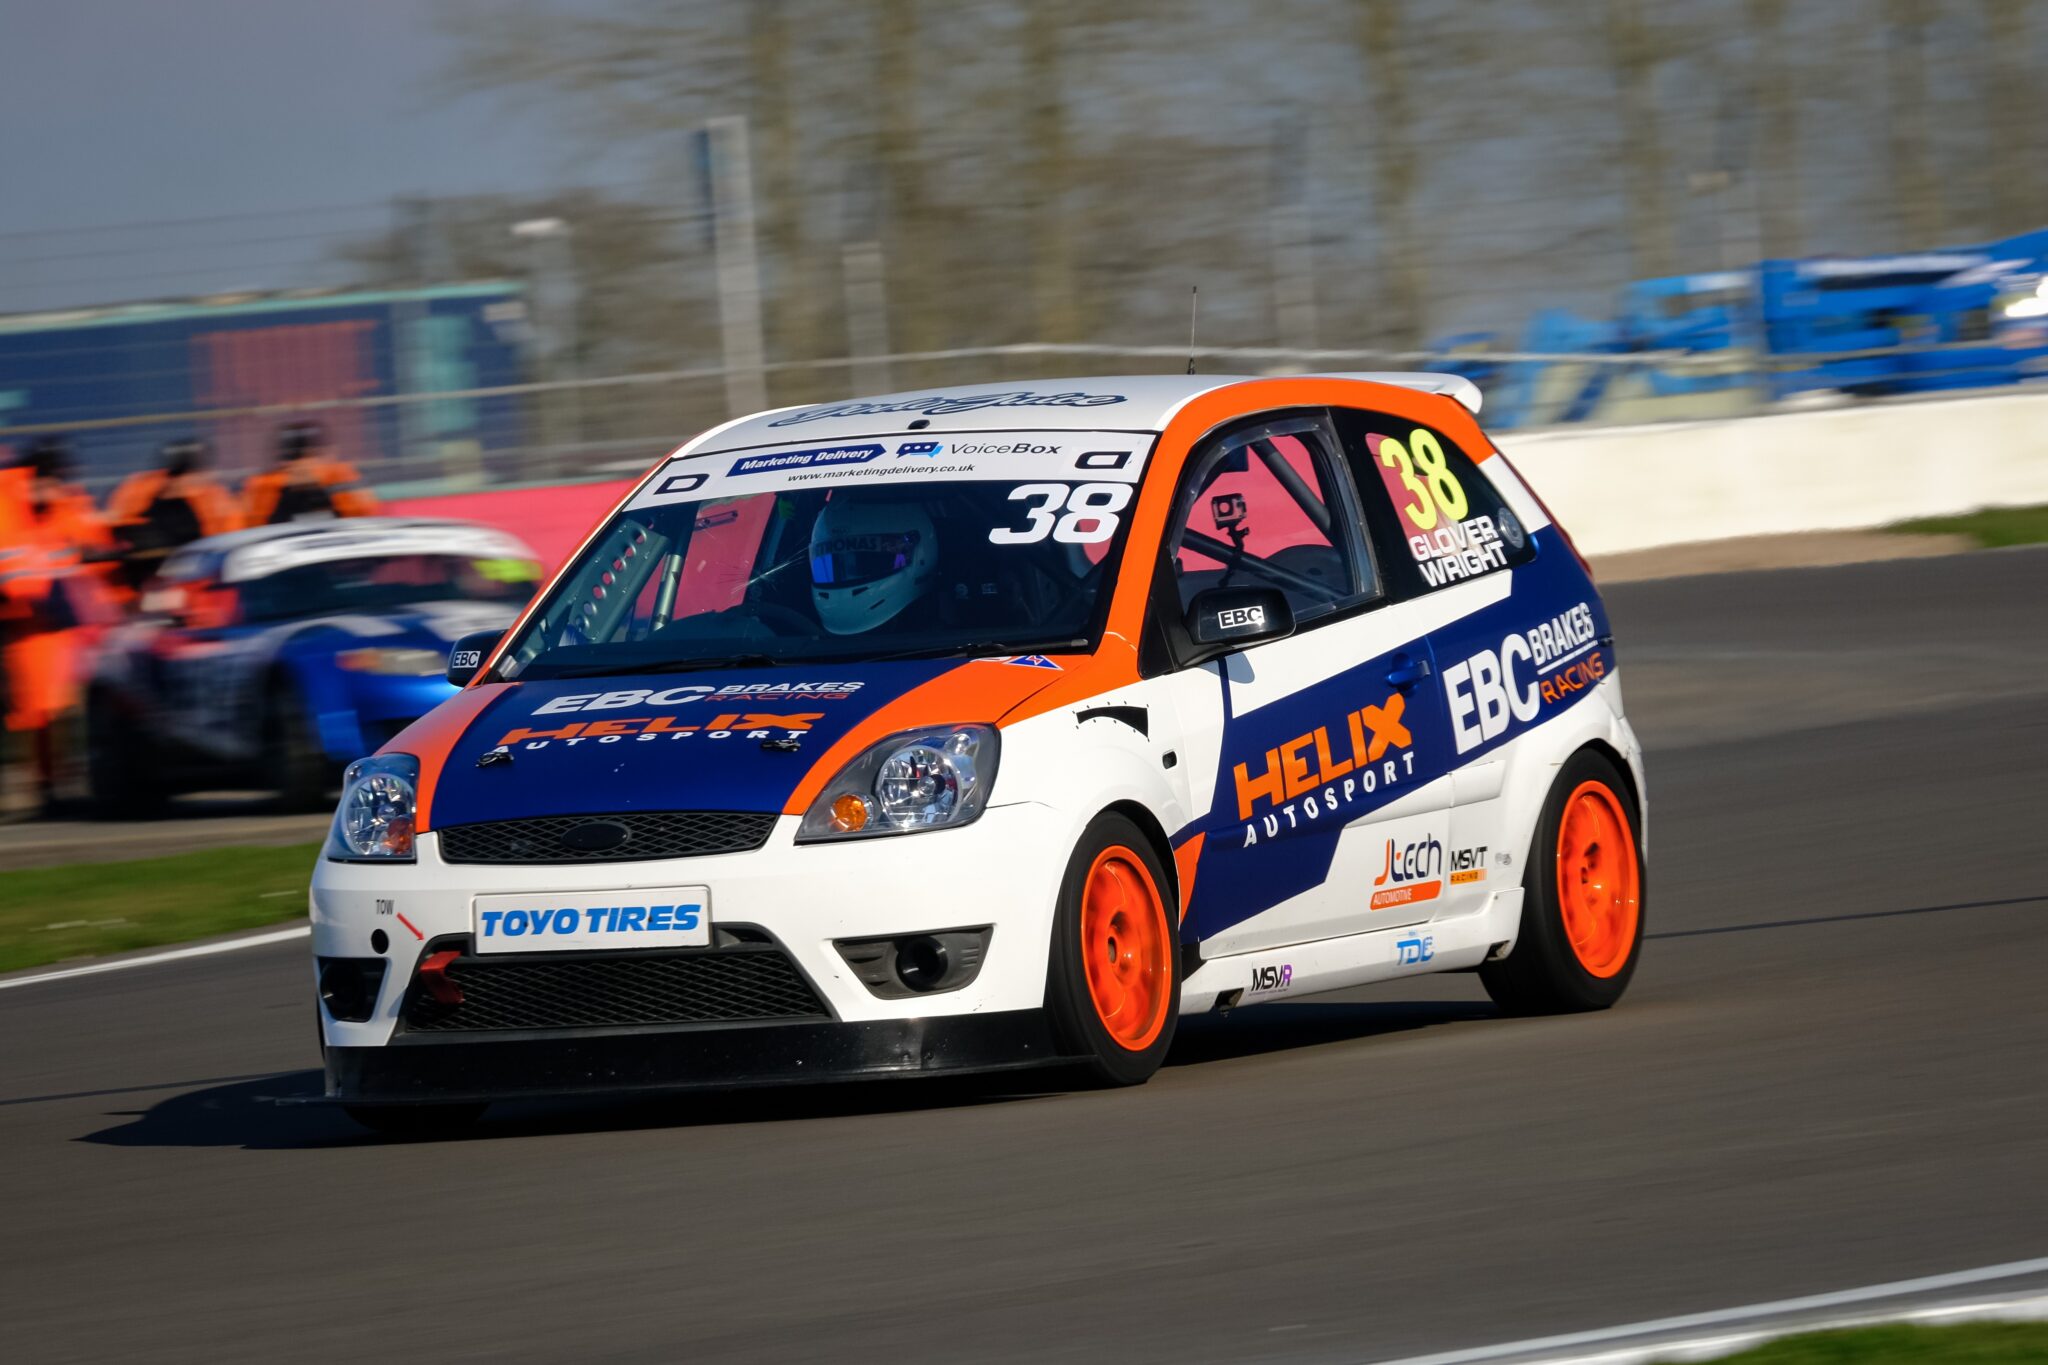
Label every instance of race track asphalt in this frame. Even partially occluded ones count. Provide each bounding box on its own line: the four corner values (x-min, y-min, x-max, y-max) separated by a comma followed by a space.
3, 548, 2045, 1365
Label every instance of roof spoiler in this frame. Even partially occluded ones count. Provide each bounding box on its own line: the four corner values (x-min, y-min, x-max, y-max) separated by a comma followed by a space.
1316, 371, 1483, 416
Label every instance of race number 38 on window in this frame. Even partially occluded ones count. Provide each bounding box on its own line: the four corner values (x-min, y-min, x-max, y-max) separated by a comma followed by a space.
1350, 419, 1531, 591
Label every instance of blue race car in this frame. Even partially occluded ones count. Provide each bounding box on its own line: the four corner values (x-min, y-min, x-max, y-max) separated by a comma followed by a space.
85, 518, 539, 814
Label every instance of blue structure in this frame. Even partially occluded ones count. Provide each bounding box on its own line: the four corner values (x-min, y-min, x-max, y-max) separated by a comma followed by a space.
1440, 228, 2048, 427
0, 282, 532, 485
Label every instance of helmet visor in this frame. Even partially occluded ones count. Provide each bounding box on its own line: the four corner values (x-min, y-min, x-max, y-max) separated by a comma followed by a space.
810, 530, 922, 587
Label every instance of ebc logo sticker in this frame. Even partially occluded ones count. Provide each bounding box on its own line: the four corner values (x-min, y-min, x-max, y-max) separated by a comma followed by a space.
1217, 605, 1266, 631
1230, 691, 1414, 847
533, 682, 864, 714
450, 649, 482, 671
1442, 600, 1605, 755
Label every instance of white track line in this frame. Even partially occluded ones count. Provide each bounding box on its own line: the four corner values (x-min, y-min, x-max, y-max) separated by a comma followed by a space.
0, 925, 310, 991
1455, 1292, 2048, 1365
1367, 1256, 2048, 1365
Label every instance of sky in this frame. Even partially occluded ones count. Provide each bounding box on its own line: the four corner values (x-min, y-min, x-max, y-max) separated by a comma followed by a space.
0, 1, 607, 311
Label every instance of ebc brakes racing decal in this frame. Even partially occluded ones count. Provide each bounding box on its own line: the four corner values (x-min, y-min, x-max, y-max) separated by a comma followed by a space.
1424, 532, 1613, 767
426, 662, 959, 823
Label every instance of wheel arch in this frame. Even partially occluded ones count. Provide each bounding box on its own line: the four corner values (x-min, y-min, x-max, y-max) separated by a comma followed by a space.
1577, 737, 1640, 814
1100, 798, 1180, 917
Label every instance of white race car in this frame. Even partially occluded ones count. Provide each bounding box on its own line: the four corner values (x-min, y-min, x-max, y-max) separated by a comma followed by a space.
309, 374, 1646, 1133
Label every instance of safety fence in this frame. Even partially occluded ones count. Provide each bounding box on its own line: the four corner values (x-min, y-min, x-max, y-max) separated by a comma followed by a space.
9, 338, 2044, 504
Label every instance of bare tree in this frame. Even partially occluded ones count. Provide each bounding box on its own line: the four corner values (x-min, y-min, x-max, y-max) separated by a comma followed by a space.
1884, 0, 1944, 246
1746, 0, 1802, 258
1605, 0, 1678, 279
1353, 0, 1426, 349
1023, 0, 1080, 344
872, 0, 937, 355
1980, 0, 2043, 237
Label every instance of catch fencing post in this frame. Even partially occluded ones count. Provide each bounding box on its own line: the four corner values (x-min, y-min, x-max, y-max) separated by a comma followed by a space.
703, 116, 770, 418
842, 241, 892, 397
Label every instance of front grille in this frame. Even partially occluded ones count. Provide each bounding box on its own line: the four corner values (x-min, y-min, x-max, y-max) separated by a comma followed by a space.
435, 810, 777, 864
402, 946, 828, 1033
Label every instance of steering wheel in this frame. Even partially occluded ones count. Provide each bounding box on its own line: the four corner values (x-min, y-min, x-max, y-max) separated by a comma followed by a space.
713, 600, 816, 636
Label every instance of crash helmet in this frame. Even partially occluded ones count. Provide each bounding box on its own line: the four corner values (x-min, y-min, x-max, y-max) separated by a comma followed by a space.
25, 435, 73, 482
276, 419, 327, 463
159, 437, 211, 478
808, 496, 937, 635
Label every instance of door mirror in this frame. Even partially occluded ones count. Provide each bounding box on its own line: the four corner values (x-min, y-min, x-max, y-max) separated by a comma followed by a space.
446, 629, 502, 686
1184, 586, 1294, 661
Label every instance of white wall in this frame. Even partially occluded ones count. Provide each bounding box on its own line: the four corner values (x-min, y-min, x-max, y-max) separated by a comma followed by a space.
1497, 388, 2048, 555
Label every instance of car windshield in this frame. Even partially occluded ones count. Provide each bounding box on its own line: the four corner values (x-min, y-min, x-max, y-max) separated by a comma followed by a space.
238, 553, 539, 623
497, 430, 1155, 680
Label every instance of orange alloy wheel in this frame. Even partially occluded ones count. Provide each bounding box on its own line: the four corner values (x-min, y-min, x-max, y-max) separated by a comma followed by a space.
1079, 845, 1172, 1051
1554, 780, 1642, 978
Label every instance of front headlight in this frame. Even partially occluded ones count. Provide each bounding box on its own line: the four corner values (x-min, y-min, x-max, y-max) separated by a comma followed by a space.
796, 725, 999, 843
336, 647, 445, 676
326, 753, 420, 861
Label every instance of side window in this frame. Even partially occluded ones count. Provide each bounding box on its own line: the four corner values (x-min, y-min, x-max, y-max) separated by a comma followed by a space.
1332, 408, 1533, 598
1165, 417, 1376, 625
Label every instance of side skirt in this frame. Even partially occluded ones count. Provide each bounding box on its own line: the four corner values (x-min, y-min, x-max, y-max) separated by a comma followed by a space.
1179, 888, 1524, 1012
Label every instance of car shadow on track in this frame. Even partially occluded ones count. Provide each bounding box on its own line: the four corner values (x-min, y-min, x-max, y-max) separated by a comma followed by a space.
74, 1068, 1048, 1150
75, 999, 1503, 1149
1165, 998, 1498, 1066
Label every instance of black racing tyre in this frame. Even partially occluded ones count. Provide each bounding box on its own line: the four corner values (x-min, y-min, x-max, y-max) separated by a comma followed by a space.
1045, 812, 1182, 1086
342, 1103, 488, 1138
85, 689, 165, 819
1480, 747, 1645, 1015
266, 680, 330, 814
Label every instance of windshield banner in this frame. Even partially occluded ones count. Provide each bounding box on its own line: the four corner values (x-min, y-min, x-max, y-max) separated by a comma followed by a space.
629, 432, 1154, 511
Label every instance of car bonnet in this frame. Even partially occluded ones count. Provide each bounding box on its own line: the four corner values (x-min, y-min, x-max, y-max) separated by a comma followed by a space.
404, 656, 1076, 828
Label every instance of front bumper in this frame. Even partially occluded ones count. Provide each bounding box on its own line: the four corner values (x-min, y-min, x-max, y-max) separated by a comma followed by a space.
317, 1009, 1071, 1104
310, 801, 1074, 1047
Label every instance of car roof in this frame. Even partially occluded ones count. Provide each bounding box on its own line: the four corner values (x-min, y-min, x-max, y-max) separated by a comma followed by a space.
689, 372, 1482, 453
165, 517, 537, 584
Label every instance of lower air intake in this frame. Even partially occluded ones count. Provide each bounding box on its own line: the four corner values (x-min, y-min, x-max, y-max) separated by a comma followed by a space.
400, 945, 828, 1033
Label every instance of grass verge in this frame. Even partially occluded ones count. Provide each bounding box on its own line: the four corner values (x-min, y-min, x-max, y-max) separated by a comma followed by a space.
1892, 503, 2048, 549
1690, 1321, 2048, 1363
0, 842, 320, 974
